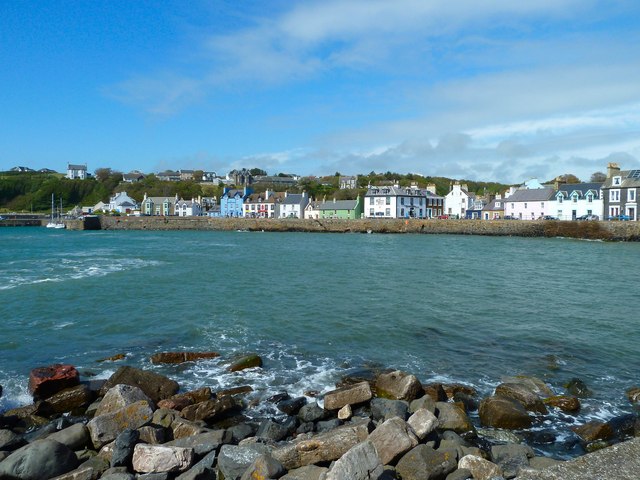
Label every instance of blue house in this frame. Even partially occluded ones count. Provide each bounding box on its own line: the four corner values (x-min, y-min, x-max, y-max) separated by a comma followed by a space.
220, 186, 252, 217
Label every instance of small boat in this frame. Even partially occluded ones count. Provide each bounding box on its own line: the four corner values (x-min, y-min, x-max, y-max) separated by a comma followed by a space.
46, 194, 66, 229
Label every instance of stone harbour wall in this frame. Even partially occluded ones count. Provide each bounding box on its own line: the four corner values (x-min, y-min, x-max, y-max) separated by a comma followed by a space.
96, 216, 640, 241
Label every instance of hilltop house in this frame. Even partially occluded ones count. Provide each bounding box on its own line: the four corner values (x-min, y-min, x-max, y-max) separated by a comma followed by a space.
67, 164, 87, 180
122, 171, 145, 183
339, 176, 358, 189
277, 192, 309, 219
156, 171, 181, 182
220, 187, 252, 217
601, 163, 640, 220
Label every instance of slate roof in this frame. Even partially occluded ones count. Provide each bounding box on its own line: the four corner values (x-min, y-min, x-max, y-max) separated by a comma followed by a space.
506, 188, 555, 202
556, 182, 602, 198
602, 170, 640, 189
68, 164, 86, 170
318, 199, 358, 211
482, 199, 505, 211
283, 194, 306, 205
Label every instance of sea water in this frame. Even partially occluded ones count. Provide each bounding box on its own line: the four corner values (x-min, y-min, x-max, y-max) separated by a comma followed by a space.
1, 227, 639, 457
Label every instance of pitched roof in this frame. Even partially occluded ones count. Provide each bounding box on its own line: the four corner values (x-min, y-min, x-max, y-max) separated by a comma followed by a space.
67, 164, 86, 170
602, 170, 640, 189
482, 199, 505, 211
318, 199, 358, 211
556, 182, 602, 198
506, 188, 555, 202
282, 193, 307, 205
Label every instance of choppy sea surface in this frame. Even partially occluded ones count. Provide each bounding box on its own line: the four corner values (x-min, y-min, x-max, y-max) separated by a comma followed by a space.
1, 227, 639, 457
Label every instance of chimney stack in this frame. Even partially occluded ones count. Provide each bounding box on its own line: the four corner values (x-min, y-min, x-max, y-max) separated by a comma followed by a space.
607, 162, 620, 178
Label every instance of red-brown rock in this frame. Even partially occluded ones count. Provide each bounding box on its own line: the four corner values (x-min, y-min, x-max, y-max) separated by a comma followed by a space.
150, 352, 220, 364
28, 364, 80, 400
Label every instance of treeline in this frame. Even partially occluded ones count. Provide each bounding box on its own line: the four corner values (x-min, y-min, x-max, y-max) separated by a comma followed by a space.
0, 168, 514, 213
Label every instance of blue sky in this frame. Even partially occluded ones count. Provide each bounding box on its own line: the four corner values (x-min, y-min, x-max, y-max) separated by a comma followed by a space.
1, 0, 639, 183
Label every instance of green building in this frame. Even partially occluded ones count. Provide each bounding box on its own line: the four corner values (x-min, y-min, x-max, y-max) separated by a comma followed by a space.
317, 196, 363, 219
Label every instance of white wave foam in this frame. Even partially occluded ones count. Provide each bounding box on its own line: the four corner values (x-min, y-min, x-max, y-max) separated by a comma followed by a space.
0, 258, 162, 290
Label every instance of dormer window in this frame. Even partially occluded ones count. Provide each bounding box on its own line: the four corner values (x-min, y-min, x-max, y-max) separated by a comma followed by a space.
495, 201, 501, 208
613, 176, 621, 186
558, 195, 563, 203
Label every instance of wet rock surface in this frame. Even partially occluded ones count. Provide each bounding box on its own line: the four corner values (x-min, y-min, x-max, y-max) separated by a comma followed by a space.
2, 359, 640, 480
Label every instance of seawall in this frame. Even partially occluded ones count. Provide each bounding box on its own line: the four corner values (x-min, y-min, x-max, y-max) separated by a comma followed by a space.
97, 216, 640, 241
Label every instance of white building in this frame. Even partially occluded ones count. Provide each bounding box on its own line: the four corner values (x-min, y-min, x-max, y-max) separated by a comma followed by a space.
444, 183, 472, 218
277, 192, 309, 218
552, 183, 603, 220
364, 184, 430, 218
108, 191, 138, 214
67, 163, 87, 180
175, 198, 203, 217
304, 199, 322, 219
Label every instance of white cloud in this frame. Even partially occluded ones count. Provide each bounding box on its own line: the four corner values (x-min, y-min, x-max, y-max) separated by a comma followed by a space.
104, 1, 640, 184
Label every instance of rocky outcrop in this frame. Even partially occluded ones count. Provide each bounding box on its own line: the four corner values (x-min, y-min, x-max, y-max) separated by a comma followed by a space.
150, 351, 220, 364
376, 370, 423, 401
132, 444, 194, 474
100, 366, 179, 403
479, 395, 532, 430
0, 439, 78, 480
323, 381, 372, 410
228, 354, 263, 372
28, 364, 79, 400
544, 395, 581, 413
5, 359, 640, 480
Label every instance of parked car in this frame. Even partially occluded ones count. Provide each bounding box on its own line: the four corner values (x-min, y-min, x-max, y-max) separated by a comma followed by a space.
539, 215, 558, 220
436, 214, 449, 219
576, 214, 599, 221
608, 214, 631, 221
503, 215, 519, 220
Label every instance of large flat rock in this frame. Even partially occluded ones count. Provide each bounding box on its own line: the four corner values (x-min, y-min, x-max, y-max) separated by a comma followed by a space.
516, 438, 640, 480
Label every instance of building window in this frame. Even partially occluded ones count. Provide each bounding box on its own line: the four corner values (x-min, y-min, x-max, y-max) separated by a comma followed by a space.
524, 203, 528, 209
610, 190, 620, 202
386, 196, 391, 205
613, 176, 621, 186
385, 208, 390, 216
630, 189, 637, 202
558, 196, 563, 203
495, 202, 501, 207
401, 208, 405, 217
572, 195, 577, 203
369, 197, 374, 205
587, 194, 593, 203
541, 202, 544, 208
369, 208, 374, 216
401, 197, 405, 205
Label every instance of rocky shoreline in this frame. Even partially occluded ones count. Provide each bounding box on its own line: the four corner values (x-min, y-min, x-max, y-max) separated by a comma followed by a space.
1, 353, 639, 479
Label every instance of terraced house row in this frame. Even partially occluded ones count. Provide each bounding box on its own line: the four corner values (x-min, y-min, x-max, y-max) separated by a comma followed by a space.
77, 162, 639, 221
